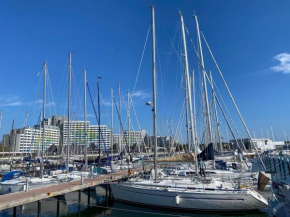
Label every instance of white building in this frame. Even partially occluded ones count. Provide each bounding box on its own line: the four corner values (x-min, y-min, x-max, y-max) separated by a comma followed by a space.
15, 125, 60, 153
231, 138, 285, 151
62, 121, 111, 150
113, 130, 146, 147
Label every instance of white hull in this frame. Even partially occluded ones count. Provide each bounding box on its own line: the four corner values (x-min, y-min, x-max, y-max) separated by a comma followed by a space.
0, 183, 25, 194
110, 183, 267, 212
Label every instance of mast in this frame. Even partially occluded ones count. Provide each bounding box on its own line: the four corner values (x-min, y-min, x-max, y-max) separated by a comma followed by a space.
284, 130, 288, 150
118, 82, 123, 167
271, 126, 275, 142
97, 81, 101, 167
67, 52, 72, 173
185, 75, 190, 151
127, 90, 130, 154
111, 88, 114, 161
180, 12, 197, 174
151, 6, 158, 181
84, 69, 88, 171
194, 15, 213, 146
40, 62, 47, 179
210, 71, 222, 152
22, 111, 29, 157
226, 126, 229, 143
191, 71, 199, 148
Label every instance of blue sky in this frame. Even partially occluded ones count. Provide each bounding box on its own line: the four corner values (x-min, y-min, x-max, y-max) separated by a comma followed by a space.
1, 0, 290, 142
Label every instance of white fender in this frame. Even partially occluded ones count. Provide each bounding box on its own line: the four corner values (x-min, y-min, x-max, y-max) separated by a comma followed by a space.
175, 195, 180, 205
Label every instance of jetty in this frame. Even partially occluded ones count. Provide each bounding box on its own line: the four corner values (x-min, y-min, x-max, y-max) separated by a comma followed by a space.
0, 166, 147, 216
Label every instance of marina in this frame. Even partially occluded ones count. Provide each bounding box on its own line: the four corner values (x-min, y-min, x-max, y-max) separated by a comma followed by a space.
1, 1, 290, 217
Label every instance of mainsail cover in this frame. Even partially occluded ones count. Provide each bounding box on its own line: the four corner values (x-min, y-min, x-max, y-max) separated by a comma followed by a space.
197, 143, 214, 161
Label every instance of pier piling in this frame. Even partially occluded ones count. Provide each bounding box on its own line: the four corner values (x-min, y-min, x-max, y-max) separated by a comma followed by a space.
87, 187, 91, 207
13, 206, 16, 217
37, 200, 42, 217
56, 196, 60, 217
78, 190, 81, 212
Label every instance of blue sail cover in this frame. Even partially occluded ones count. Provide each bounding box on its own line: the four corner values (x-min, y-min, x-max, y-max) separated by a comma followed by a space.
1, 171, 25, 182
197, 143, 214, 161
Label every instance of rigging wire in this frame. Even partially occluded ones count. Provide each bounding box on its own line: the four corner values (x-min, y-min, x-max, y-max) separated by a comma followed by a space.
86, 82, 112, 171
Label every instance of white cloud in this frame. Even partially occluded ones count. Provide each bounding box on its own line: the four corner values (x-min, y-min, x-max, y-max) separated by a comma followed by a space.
102, 101, 111, 107
131, 90, 151, 100
0, 96, 43, 107
271, 53, 290, 74
0, 101, 23, 107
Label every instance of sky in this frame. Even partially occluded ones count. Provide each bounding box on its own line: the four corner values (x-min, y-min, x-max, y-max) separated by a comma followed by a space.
1, 0, 290, 142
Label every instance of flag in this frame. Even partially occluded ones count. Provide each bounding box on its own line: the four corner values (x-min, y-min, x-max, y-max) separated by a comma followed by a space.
258, 171, 270, 191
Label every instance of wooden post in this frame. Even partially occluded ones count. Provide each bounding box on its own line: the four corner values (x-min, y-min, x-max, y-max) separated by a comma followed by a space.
37, 200, 42, 217
87, 187, 91, 207
56, 196, 60, 217
13, 206, 16, 217
105, 184, 108, 206
96, 186, 99, 205
78, 190, 81, 212
108, 185, 112, 201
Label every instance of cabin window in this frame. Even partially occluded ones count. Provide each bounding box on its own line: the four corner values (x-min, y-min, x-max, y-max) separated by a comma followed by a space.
187, 187, 196, 190
205, 188, 215, 191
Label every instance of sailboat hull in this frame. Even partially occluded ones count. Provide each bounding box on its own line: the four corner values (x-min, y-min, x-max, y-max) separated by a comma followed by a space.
110, 183, 267, 212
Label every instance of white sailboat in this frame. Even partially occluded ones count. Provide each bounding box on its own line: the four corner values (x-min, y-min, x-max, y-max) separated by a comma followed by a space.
110, 7, 267, 212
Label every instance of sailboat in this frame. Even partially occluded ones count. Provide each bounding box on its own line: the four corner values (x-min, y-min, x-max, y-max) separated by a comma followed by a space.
110, 7, 267, 212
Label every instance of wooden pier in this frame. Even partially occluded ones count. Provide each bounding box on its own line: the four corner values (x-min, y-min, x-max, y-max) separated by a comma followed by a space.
0, 166, 147, 216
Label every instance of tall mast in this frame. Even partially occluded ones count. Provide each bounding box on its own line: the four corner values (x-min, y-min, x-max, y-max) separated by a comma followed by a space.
127, 90, 130, 154
84, 69, 88, 171
271, 126, 275, 142
97, 81, 101, 167
185, 74, 190, 151
151, 6, 158, 181
118, 82, 123, 167
41, 62, 47, 179
22, 111, 29, 157
192, 71, 199, 148
111, 88, 114, 160
210, 71, 222, 152
194, 15, 213, 146
180, 12, 197, 174
226, 126, 229, 143
67, 52, 72, 173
